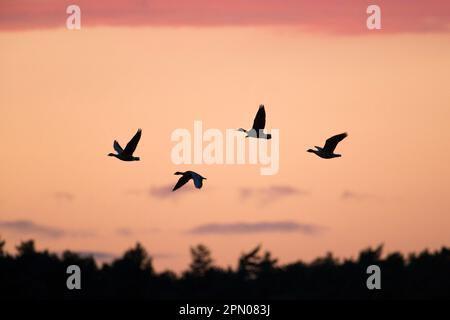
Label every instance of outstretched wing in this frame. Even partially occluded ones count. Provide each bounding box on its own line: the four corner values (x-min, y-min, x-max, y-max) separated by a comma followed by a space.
113, 140, 124, 154
172, 175, 191, 191
323, 133, 347, 153
123, 129, 142, 156
252, 105, 266, 131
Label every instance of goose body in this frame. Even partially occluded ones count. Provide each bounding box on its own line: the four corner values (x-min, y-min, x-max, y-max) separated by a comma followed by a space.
108, 129, 142, 161
308, 133, 347, 159
172, 171, 207, 191
238, 104, 272, 139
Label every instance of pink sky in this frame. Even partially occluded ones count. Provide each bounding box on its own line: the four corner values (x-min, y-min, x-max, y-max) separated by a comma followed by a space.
0, 2, 449, 272
1, 0, 449, 33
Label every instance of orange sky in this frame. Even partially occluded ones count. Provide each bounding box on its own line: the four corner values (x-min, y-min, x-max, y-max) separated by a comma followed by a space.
1, 4, 450, 272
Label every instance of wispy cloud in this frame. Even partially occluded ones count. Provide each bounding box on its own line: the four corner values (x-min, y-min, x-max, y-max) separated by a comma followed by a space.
126, 183, 195, 199
188, 221, 324, 235
240, 185, 307, 205
149, 184, 194, 199
53, 192, 75, 201
0, 220, 64, 238
0, 220, 94, 238
115, 228, 133, 237
115, 227, 160, 236
341, 190, 379, 201
0, 1, 448, 33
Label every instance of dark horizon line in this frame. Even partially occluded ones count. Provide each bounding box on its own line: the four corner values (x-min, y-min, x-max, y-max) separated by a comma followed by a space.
1, 236, 448, 273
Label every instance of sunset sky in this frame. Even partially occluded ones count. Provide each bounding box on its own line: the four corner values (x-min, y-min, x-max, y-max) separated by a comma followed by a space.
1, 0, 449, 272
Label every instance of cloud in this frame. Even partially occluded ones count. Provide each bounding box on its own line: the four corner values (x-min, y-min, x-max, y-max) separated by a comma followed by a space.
341, 190, 377, 201
188, 221, 323, 235
0, 220, 64, 238
240, 185, 307, 205
127, 184, 198, 202
115, 228, 133, 236
0, 0, 448, 34
0, 220, 94, 238
115, 227, 160, 236
53, 192, 74, 201
149, 184, 194, 199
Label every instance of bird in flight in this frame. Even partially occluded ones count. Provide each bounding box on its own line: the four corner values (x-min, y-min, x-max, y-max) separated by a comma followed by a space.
172, 171, 207, 191
108, 129, 142, 161
307, 133, 348, 159
238, 104, 272, 139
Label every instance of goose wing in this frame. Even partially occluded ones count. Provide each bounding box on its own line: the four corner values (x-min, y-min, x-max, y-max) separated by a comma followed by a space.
113, 140, 124, 154
172, 174, 191, 191
123, 129, 142, 156
323, 133, 347, 153
252, 105, 266, 131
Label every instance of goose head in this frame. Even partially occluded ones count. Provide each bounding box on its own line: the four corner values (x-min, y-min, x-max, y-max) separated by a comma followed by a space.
108, 153, 118, 157
237, 128, 247, 134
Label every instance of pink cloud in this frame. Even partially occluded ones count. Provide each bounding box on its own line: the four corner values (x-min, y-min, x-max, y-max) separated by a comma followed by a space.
0, 0, 449, 33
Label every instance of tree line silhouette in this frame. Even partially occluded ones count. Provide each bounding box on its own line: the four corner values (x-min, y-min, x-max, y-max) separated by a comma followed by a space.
0, 236, 449, 299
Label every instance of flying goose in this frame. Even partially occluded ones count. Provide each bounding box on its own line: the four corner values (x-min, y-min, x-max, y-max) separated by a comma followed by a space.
172, 171, 207, 191
108, 129, 142, 161
307, 133, 348, 159
238, 104, 272, 139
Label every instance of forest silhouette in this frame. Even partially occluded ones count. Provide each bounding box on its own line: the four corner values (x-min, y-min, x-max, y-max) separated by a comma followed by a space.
0, 236, 449, 299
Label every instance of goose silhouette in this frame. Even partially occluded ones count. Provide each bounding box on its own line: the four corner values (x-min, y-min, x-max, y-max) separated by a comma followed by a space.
238, 104, 272, 139
108, 129, 142, 161
307, 133, 348, 159
172, 171, 207, 191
